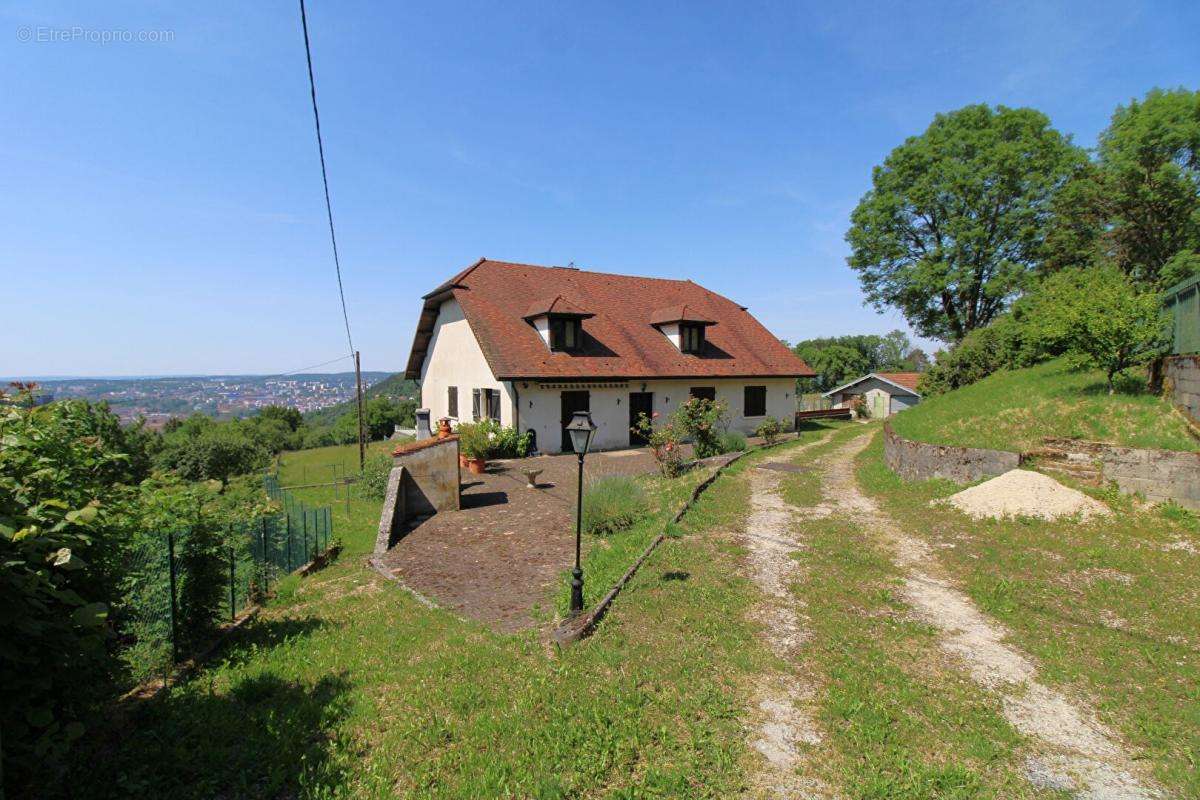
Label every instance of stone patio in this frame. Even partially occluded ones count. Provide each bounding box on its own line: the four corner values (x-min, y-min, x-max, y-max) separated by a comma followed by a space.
375, 446, 687, 632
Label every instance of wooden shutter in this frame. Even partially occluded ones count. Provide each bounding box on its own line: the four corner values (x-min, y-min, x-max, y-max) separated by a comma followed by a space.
471, 389, 481, 421
744, 386, 766, 417
487, 389, 501, 421
447, 386, 458, 418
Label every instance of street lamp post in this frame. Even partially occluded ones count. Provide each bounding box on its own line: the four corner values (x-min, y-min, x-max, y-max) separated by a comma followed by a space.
565, 410, 598, 615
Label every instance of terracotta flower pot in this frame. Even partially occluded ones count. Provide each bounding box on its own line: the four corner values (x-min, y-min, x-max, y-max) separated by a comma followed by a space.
467, 457, 487, 474
459, 454, 469, 468
437, 419, 452, 439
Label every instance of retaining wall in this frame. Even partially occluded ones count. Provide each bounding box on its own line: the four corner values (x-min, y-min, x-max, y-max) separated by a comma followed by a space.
883, 423, 1021, 482
1165, 354, 1200, 425
1042, 437, 1200, 510
374, 436, 461, 554
885, 424, 1200, 510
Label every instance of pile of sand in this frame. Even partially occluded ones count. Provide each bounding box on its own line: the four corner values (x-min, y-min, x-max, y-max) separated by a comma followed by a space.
941, 469, 1111, 521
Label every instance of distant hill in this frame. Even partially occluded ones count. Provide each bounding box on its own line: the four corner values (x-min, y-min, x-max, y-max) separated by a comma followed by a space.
302, 373, 418, 426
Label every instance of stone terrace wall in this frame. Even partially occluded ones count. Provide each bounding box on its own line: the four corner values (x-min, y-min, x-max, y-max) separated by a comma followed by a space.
884, 423, 1021, 483
1042, 437, 1200, 511
1165, 355, 1200, 425
885, 422, 1200, 511
374, 436, 460, 554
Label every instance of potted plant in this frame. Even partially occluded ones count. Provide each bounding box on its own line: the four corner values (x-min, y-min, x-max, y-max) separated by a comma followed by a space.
437, 418, 452, 439
457, 422, 490, 474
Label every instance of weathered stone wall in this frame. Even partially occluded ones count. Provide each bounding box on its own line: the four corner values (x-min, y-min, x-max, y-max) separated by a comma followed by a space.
374, 466, 407, 554
885, 422, 1200, 510
393, 436, 460, 516
884, 423, 1020, 483
374, 436, 460, 553
1042, 437, 1200, 510
1165, 355, 1200, 425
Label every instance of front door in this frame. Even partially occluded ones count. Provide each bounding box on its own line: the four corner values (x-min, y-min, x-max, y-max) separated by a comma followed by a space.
629, 392, 653, 446
560, 390, 590, 453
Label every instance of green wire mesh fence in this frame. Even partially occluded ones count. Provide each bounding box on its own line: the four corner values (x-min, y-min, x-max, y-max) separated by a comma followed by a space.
116, 477, 333, 683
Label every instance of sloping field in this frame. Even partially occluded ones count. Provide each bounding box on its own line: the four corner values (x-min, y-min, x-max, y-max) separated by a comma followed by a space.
891, 358, 1198, 453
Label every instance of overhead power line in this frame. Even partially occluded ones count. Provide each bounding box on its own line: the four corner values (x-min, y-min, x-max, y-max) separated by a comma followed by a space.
272, 354, 355, 378
298, 0, 354, 357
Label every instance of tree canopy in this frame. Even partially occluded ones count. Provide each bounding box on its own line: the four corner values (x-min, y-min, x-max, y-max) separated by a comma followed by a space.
792, 330, 927, 392
1044, 88, 1200, 288
847, 104, 1086, 342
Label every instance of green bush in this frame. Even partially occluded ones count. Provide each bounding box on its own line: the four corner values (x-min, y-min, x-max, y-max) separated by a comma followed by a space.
718, 431, 747, 453
919, 315, 1030, 395
674, 397, 729, 459
490, 423, 532, 458
155, 423, 270, 482
0, 392, 139, 782
455, 422, 489, 460
582, 476, 650, 536
753, 417, 782, 445
358, 452, 393, 501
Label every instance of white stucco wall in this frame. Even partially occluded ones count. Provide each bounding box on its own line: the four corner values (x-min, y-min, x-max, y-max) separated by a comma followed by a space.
513, 377, 797, 454
418, 298, 515, 427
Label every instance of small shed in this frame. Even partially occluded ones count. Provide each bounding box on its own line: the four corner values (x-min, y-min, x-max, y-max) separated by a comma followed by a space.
823, 372, 922, 418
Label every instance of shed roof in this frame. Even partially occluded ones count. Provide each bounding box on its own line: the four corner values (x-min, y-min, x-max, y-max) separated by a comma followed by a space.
822, 371, 923, 398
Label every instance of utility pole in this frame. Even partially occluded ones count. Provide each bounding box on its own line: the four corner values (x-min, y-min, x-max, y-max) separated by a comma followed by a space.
354, 350, 366, 471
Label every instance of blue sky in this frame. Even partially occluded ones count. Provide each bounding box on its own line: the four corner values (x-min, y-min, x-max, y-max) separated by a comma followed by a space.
3, 1, 1197, 376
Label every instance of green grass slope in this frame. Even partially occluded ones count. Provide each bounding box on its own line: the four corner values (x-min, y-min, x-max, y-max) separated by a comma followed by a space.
891, 358, 1198, 453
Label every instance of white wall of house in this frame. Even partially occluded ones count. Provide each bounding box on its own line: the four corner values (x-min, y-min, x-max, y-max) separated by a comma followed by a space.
418, 298, 515, 427
513, 377, 797, 454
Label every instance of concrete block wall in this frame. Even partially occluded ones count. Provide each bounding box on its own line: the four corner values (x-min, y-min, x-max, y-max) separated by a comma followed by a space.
1165, 355, 1200, 425
374, 436, 461, 553
886, 422, 1200, 511
1043, 437, 1200, 510
883, 423, 1020, 483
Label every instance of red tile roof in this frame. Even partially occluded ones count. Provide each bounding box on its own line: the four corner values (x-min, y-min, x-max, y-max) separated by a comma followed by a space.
649, 303, 717, 326
523, 295, 594, 319
876, 372, 922, 392
405, 259, 814, 380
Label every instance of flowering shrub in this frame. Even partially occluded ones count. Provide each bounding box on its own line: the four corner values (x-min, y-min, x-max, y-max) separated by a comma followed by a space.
632, 412, 685, 477
674, 397, 729, 459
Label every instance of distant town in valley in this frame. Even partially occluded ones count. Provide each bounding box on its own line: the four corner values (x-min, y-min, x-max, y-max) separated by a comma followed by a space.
6, 372, 395, 427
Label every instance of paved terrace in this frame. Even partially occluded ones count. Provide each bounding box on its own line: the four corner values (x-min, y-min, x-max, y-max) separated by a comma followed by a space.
376, 445, 695, 632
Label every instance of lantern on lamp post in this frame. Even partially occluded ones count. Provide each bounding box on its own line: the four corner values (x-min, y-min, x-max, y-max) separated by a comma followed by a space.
565, 410, 597, 614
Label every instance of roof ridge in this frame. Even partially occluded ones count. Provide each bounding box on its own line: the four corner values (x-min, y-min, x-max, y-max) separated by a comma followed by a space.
477, 259, 698, 286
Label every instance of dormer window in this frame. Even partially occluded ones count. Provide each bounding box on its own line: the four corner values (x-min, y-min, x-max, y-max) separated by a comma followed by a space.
523, 295, 595, 353
550, 316, 583, 352
650, 304, 717, 354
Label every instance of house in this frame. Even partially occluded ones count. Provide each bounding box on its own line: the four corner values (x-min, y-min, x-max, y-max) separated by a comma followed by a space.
404, 259, 815, 453
823, 372, 921, 418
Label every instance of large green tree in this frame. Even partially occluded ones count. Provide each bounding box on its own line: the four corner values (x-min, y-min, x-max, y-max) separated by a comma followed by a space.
1044, 88, 1200, 287
847, 104, 1085, 342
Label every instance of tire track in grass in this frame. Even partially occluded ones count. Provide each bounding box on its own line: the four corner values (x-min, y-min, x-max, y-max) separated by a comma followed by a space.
827, 431, 1162, 800
742, 430, 839, 799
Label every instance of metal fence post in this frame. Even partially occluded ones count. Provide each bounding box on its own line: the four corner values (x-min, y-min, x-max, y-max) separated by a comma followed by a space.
285, 512, 293, 572
229, 547, 236, 622
167, 530, 179, 664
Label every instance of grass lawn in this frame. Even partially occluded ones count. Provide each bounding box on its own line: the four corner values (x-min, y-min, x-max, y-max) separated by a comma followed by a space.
60, 437, 823, 799
857, 433, 1200, 796
891, 358, 1199, 453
